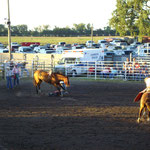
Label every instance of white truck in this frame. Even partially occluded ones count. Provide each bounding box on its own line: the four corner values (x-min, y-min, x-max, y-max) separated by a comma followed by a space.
55, 48, 104, 76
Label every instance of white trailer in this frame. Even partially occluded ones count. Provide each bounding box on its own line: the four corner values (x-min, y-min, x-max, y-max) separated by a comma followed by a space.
55, 48, 104, 75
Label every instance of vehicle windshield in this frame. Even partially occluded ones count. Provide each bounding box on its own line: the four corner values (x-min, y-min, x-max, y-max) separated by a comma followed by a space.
101, 41, 107, 43
87, 41, 94, 43
58, 58, 76, 64
23, 48, 32, 52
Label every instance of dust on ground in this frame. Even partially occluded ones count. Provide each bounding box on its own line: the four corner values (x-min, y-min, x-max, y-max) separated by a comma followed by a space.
0, 78, 149, 150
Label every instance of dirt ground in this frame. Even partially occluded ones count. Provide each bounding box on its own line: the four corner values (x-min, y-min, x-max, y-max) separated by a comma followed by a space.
0, 78, 150, 150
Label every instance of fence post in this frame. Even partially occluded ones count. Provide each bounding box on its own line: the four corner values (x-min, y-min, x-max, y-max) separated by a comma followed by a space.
125, 62, 127, 80
32, 60, 34, 78
2, 63, 5, 79
95, 61, 97, 80
65, 62, 67, 76
87, 61, 88, 78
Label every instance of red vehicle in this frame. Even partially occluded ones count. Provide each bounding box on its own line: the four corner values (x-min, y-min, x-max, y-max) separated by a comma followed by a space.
142, 36, 150, 43
21, 42, 40, 46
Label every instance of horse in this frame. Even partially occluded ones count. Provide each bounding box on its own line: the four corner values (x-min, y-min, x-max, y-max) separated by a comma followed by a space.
137, 91, 150, 123
33, 70, 70, 96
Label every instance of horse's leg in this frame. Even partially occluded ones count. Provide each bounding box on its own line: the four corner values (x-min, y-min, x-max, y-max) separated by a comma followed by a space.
137, 104, 145, 123
35, 80, 42, 94
37, 82, 42, 94
146, 103, 150, 121
36, 85, 38, 94
143, 107, 147, 116
147, 111, 150, 121
33, 78, 38, 94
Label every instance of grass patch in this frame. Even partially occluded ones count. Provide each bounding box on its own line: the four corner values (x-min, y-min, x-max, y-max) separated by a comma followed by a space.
0, 36, 119, 46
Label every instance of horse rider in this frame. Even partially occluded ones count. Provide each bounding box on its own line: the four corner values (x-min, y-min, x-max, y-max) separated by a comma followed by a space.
141, 77, 150, 93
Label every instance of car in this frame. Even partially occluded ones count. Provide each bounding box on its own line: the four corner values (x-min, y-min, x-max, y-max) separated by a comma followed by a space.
110, 40, 121, 46
11, 45, 19, 52
11, 42, 20, 47
98, 40, 108, 47
30, 44, 39, 50
0, 48, 9, 53
72, 44, 85, 49
131, 42, 142, 47
85, 40, 95, 47
7, 42, 20, 52
16, 46, 34, 53
126, 45, 137, 51
120, 42, 128, 48
33, 46, 42, 53
39, 48, 55, 54
0, 42, 4, 47
58, 42, 66, 46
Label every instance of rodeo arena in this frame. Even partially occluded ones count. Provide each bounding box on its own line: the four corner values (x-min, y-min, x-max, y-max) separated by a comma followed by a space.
1, 38, 150, 150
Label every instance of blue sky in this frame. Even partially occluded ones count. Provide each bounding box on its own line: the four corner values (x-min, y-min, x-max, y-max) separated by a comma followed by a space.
0, 0, 116, 30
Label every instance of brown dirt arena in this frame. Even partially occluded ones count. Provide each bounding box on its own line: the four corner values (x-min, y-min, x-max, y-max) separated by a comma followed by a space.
0, 78, 150, 150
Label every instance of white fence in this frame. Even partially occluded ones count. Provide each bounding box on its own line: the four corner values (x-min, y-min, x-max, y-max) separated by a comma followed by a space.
0, 62, 4, 79
65, 59, 150, 81
0, 58, 150, 81
1, 59, 53, 79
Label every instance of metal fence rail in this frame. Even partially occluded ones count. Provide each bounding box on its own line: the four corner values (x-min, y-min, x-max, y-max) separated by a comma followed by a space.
0, 59, 150, 81
0, 63, 4, 79
65, 60, 150, 81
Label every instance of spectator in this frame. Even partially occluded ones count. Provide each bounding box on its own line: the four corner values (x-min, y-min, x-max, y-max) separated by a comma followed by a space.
5, 66, 13, 89
12, 64, 20, 86
109, 67, 118, 79
10, 60, 14, 70
134, 62, 141, 80
101, 66, 110, 78
139, 62, 149, 80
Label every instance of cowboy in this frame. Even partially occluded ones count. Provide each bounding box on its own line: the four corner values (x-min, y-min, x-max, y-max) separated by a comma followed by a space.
141, 77, 150, 93
134, 77, 150, 102
12, 64, 20, 86
5, 66, 13, 89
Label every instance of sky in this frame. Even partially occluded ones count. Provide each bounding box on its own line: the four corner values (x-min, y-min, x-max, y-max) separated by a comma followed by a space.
0, 0, 117, 30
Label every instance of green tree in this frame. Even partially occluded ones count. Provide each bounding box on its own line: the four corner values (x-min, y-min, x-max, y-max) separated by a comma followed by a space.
73, 23, 87, 35
0, 24, 7, 36
17, 24, 28, 36
109, 0, 150, 38
134, 0, 150, 38
11, 26, 19, 36
109, 0, 127, 36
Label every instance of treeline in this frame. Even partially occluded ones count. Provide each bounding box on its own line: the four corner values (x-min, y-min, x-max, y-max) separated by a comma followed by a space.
0, 23, 118, 37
